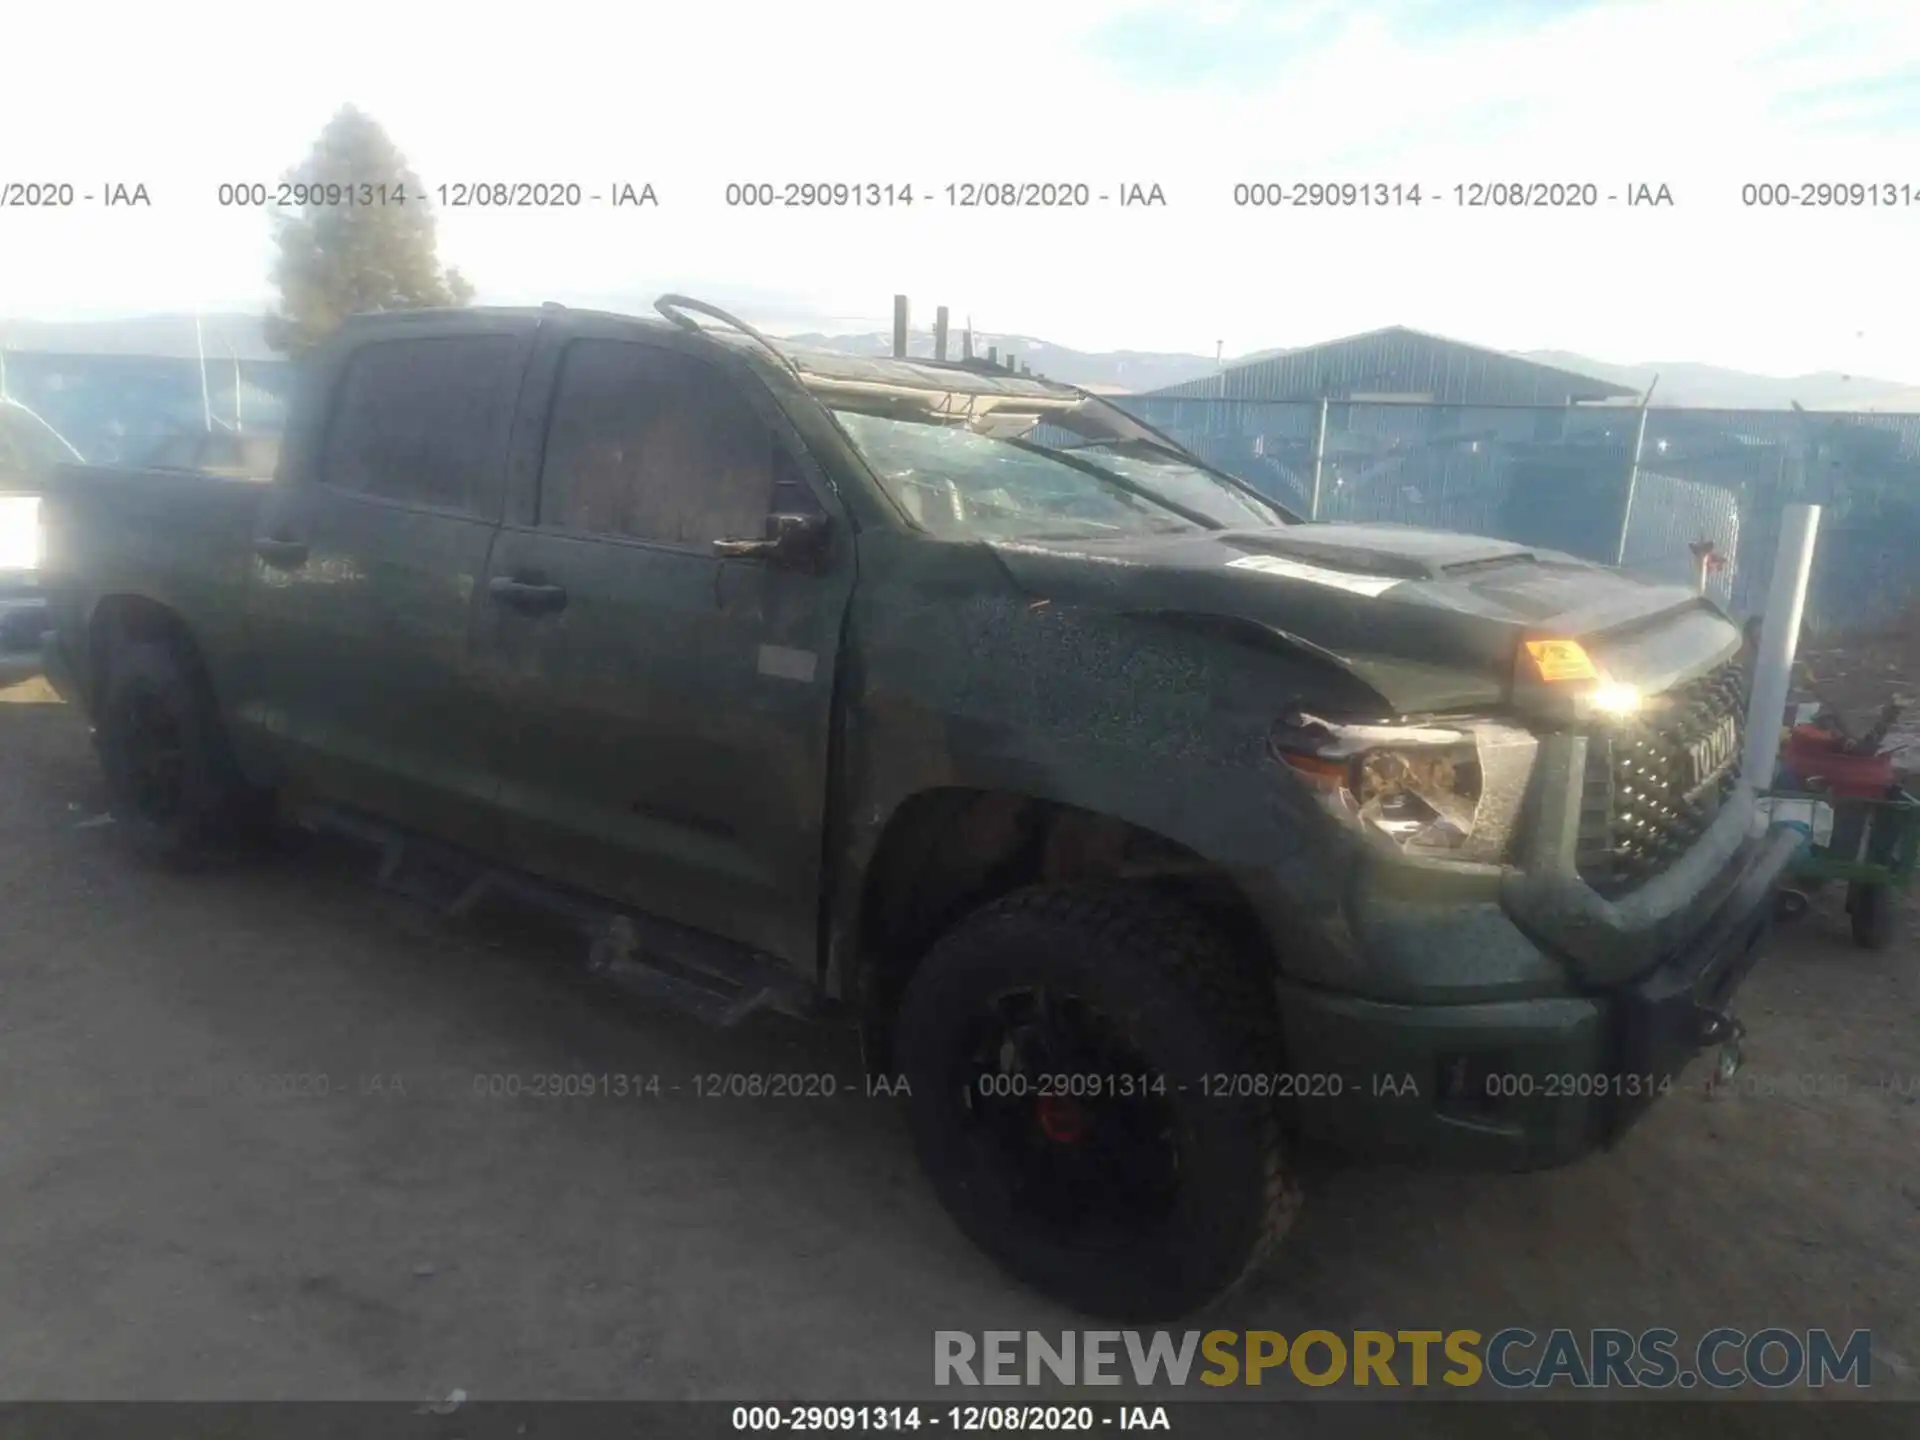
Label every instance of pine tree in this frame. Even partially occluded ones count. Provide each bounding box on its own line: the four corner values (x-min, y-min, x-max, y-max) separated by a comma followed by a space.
263, 106, 472, 356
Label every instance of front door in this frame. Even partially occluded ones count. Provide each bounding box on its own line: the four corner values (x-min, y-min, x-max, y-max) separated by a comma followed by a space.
470, 331, 854, 969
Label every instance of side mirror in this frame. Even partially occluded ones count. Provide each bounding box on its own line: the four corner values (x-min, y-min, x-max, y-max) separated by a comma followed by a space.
712, 511, 832, 571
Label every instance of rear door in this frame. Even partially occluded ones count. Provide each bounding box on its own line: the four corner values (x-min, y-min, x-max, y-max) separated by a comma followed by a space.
470, 323, 855, 968
240, 321, 535, 851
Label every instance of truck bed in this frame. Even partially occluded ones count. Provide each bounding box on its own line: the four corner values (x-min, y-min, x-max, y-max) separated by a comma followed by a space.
38, 464, 269, 705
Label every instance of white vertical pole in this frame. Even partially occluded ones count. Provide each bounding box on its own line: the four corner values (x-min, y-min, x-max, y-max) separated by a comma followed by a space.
1308, 397, 1329, 521
1742, 503, 1822, 791
1614, 404, 1651, 567
195, 314, 213, 432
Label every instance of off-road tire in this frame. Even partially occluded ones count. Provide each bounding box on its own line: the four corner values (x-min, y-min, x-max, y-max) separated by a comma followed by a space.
94, 638, 266, 868
893, 883, 1301, 1320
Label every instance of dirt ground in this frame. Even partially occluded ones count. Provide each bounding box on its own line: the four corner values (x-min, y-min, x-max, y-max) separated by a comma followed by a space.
1, 674, 1916, 1428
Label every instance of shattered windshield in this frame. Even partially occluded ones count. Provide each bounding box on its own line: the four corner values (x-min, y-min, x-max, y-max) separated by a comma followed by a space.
833, 411, 1202, 540
830, 398, 1289, 541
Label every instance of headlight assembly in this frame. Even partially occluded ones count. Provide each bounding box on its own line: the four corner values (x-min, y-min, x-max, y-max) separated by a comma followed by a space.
1270, 709, 1539, 866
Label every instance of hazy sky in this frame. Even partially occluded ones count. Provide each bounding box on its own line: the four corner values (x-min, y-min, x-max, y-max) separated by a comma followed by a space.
4, 0, 1918, 376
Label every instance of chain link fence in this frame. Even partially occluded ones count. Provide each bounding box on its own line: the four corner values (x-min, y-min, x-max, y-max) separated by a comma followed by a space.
1118, 396, 1920, 631
0, 354, 294, 467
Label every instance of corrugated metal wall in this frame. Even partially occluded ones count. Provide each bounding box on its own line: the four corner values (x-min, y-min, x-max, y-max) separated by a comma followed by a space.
1151, 329, 1636, 406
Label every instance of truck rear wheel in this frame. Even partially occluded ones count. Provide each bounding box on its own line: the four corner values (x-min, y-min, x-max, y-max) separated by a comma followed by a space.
1847, 882, 1895, 950
893, 883, 1300, 1320
95, 639, 265, 868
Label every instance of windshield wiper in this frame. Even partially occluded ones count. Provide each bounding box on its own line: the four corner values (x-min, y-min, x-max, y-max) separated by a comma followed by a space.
1002, 438, 1222, 531
1056, 438, 1291, 523
1058, 436, 1184, 462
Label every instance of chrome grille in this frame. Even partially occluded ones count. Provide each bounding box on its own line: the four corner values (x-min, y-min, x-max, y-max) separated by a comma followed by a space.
1576, 658, 1750, 896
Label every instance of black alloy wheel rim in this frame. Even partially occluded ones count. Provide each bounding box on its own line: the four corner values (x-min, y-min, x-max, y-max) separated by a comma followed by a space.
953, 986, 1183, 1248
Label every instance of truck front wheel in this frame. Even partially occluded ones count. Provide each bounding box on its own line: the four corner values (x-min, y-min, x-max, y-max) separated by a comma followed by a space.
95, 639, 265, 868
893, 884, 1301, 1320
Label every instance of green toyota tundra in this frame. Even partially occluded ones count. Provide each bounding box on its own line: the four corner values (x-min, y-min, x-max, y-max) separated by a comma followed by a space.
36, 296, 1804, 1320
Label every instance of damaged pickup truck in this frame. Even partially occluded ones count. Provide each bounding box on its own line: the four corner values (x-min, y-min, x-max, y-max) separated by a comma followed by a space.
37, 296, 1802, 1320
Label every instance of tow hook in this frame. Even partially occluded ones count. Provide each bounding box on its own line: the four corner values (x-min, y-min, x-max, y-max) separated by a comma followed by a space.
1696, 1006, 1746, 1086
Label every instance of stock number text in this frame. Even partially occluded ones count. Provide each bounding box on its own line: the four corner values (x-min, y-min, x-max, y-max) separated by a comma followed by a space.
217, 181, 412, 207
1741, 181, 1920, 207
725, 181, 915, 207
1234, 181, 1422, 207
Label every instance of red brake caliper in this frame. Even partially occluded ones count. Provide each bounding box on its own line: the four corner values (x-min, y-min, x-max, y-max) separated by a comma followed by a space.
1035, 1094, 1086, 1144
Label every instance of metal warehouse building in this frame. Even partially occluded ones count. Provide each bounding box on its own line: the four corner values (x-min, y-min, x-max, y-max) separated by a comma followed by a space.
1147, 325, 1639, 406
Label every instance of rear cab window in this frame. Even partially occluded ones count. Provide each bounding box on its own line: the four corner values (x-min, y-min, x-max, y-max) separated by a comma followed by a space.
321, 334, 524, 517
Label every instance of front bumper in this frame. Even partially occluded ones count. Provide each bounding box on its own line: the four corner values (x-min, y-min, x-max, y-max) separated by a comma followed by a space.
1273, 820, 1805, 1169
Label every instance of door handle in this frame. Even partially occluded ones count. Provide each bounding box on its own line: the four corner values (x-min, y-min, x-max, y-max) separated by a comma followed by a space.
487, 576, 568, 614
254, 536, 309, 567
713, 537, 780, 558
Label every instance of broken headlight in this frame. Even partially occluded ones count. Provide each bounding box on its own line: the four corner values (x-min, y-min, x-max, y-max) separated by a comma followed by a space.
1270, 711, 1539, 865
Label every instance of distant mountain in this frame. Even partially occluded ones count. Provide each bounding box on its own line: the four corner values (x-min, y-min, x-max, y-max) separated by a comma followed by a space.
773, 330, 1220, 394
775, 330, 1920, 409
0, 313, 1215, 391
7, 312, 1916, 411
1519, 350, 1920, 412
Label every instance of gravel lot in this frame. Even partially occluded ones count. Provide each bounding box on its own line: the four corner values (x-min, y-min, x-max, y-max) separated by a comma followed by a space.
2, 674, 1915, 1430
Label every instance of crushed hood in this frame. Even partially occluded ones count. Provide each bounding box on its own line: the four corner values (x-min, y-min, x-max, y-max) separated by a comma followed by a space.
986, 523, 1737, 714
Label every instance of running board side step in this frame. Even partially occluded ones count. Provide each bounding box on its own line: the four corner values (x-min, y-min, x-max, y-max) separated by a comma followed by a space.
297, 804, 818, 1028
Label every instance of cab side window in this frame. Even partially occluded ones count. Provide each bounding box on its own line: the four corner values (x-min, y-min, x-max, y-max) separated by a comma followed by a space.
321, 334, 522, 515
537, 341, 782, 545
